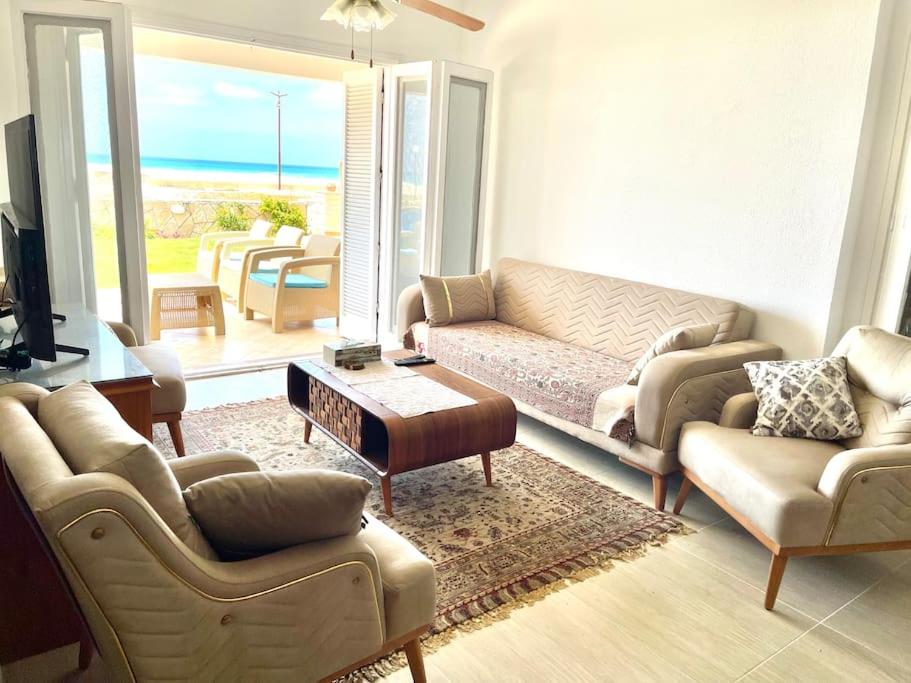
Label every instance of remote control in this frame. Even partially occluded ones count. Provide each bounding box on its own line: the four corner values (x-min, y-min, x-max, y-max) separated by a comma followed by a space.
394, 355, 436, 367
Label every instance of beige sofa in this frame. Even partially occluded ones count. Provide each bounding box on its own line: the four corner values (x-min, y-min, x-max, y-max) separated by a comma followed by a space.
676, 326, 911, 609
0, 382, 435, 682
398, 258, 781, 509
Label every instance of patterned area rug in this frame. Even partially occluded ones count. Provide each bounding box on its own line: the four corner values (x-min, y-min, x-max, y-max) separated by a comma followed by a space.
154, 397, 684, 677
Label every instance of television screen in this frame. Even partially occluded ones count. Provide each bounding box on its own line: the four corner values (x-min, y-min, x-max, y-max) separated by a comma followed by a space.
1, 115, 56, 364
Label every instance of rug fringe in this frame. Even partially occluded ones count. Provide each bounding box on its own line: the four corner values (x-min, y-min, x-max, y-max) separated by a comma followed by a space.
347, 528, 684, 681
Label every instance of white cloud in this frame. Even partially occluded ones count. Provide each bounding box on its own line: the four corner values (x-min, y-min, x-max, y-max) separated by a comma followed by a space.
146, 83, 202, 107
214, 82, 263, 100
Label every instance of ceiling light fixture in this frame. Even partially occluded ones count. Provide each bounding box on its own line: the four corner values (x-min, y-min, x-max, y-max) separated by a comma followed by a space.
321, 0, 395, 66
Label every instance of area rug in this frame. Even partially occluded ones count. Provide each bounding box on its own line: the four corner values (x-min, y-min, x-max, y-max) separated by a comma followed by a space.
154, 397, 685, 678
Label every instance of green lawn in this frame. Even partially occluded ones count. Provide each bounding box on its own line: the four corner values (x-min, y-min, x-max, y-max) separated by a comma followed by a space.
92, 227, 200, 289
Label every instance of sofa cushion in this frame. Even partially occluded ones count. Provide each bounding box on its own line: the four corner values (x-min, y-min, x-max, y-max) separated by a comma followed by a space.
626, 323, 718, 385
128, 344, 186, 415
37, 382, 216, 559
422, 320, 632, 427
359, 513, 436, 641
745, 357, 862, 441
183, 470, 371, 558
679, 421, 837, 547
420, 271, 495, 327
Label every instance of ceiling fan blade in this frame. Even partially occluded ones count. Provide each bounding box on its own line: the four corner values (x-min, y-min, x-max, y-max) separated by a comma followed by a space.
393, 0, 485, 31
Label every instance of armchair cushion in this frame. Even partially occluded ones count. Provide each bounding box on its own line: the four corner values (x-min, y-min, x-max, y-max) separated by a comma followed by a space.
249, 272, 328, 289
128, 344, 186, 415
37, 381, 216, 559
183, 470, 372, 558
679, 421, 837, 546
420, 270, 496, 326
745, 357, 862, 441
626, 323, 717, 385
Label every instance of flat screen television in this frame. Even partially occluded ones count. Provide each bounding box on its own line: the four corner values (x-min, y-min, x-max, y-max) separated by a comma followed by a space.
1, 114, 87, 370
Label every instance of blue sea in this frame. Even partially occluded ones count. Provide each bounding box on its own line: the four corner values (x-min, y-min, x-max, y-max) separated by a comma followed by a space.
87, 154, 339, 181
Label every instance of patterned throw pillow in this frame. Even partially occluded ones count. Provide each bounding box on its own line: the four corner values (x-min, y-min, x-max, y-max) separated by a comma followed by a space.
420, 271, 496, 327
744, 357, 863, 440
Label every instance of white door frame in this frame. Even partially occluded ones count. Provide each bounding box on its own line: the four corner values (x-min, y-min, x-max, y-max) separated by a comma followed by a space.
10, 0, 148, 339
378, 61, 435, 341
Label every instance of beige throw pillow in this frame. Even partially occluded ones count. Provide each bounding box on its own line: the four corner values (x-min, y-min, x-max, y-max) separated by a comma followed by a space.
627, 323, 718, 385
183, 470, 372, 558
420, 271, 496, 327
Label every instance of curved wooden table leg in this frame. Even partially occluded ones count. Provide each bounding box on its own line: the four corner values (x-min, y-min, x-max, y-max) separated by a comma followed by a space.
381, 475, 393, 516
303, 421, 312, 444
481, 452, 492, 486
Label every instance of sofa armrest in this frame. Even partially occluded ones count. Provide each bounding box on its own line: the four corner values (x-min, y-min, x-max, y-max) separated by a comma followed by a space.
817, 445, 911, 546
396, 283, 425, 341
718, 392, 758, 429
635, 340, 782, 453
167, 450, 260, 489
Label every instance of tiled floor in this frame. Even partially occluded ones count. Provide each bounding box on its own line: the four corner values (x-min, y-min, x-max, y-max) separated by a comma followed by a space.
152, 307, 341, 374
4, 369, 911, 682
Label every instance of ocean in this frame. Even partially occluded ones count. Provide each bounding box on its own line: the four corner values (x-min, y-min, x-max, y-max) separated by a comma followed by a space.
87, 154, 339, 181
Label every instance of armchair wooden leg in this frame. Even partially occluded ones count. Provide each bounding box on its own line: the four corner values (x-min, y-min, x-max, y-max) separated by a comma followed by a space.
673, 476, 694, 515
652, 475, 668, 511
765, 553, 788, 610
167, 418, 186, 457
244, 307, 254, 321
403, 638, 427, 683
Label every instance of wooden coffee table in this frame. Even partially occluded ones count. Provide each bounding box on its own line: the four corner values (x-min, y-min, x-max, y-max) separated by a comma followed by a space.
287, 351, 517, 515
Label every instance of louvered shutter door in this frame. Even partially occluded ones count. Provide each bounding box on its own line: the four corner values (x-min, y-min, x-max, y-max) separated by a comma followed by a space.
339, 68, 383, 340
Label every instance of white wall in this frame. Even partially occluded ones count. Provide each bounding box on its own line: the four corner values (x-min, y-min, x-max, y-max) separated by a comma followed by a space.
463, 0, 883, 358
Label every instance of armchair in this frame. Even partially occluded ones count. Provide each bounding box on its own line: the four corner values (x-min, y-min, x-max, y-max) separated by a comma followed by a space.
105, 320, 188, 456
675, 326, 911, 609
196, 218, 272, 281
217, 225, 307, 303
241, 234, 341, 333
0, 382, 435, 681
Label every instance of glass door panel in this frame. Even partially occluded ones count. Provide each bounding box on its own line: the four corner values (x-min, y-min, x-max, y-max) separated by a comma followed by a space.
26, 17, 124, 320
439, 77, 486, 276
391, 77, 429, 312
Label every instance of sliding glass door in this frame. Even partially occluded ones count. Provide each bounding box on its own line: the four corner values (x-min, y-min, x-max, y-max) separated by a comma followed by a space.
14, 1, 147, 337
377, 60, 493, 340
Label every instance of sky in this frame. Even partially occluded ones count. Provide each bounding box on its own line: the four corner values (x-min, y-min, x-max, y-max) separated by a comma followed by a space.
82, 48, 344, 169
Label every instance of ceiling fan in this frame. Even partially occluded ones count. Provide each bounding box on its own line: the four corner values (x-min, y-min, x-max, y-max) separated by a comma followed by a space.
322, 0, 485, 34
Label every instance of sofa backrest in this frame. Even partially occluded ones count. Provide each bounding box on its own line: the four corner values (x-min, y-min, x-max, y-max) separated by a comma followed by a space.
833, 326, 911, 450
493, 258, 751, 362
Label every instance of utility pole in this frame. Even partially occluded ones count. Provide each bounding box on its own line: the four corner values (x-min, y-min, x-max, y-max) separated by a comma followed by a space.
271, 91, 287, 190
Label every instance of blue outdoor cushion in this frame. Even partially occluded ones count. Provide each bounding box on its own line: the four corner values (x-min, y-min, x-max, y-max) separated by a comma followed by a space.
249, 272, 328, 289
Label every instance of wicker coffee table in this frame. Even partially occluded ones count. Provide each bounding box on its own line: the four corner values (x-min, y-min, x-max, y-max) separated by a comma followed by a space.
287, 351, 517, 515
149, 273, 226, 341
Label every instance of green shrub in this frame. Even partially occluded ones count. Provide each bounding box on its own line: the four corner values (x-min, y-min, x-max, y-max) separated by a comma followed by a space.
214, 202, 252, 232
259, 197, 308, 234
